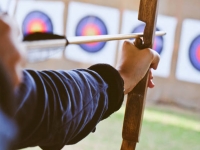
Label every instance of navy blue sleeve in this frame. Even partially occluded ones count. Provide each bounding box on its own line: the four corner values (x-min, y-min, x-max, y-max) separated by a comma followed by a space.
13, 64, 124, 150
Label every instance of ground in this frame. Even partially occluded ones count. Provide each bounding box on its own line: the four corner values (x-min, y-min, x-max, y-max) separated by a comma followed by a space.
21, 103, 200, 150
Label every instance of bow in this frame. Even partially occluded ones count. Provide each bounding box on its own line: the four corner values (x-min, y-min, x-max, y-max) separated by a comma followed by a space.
121, 0, 159, 150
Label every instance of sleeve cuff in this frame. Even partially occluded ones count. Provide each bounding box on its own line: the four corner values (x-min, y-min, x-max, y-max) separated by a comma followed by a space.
88, 64, 124, 119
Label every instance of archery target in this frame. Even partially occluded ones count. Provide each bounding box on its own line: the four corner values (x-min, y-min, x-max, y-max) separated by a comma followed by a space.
65, 2, 120, 65
15, 0, 64, 38
131, 24, 164, 55
176, 19, 200, 83
120, 10, 177, 78
75, 15, 108, 53
22, 10, 53, 36
15, 0, 65, 59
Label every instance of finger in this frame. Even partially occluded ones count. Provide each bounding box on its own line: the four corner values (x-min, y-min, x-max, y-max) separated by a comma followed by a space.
148, 79, 155, 88
148, 69, 155, 88
150, 49, 160, 70
149, 69, 153, 80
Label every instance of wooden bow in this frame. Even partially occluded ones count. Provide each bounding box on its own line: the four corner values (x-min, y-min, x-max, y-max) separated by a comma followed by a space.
121, 0, 159, 150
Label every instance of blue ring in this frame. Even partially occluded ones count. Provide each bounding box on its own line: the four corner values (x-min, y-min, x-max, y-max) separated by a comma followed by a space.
189, 35, 200, 71
75, 15, 108, 53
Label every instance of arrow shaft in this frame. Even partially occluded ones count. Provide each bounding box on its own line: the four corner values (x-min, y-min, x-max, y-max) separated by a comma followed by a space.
24, 31, 165, 50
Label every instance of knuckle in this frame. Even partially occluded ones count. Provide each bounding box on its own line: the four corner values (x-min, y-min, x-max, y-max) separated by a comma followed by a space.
123, 41, 129, 46
145, 48, 153, 57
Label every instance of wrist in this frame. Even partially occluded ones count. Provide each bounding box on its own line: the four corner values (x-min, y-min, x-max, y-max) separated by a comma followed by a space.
117, 69, 136, 94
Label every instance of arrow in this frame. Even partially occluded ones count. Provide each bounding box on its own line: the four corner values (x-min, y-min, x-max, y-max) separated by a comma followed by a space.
23, 31, 165, 50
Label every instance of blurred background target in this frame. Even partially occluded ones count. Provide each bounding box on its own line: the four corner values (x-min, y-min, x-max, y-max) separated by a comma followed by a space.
22, 10, 53, 36
75, 15, 108, 53
15, 1, 65, 61
189, 35, 200, 71
132, 24, 164, 54
176, 19, 200, 83
66, 1, 119, 65
121, 11, 177, 78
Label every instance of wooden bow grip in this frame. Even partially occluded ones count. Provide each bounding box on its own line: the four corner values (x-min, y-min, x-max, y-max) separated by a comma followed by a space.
121, 69, 149, 150
121, 0, 159, 149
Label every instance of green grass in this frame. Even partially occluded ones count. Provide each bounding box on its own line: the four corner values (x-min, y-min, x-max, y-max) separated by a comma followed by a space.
21, 105, 200, 150
136, 106, 200, 150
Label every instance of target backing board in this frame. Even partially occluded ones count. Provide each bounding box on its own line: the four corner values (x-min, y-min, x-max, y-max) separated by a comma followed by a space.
176, 19, 200, 83
120, 10, 177, 78
15, 0, 65, 59
0, 0, 16, 15
15, 0, 64, 38
65, 2, 120, 65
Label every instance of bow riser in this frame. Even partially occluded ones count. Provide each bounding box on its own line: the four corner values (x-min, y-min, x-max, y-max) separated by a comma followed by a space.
138, 0, 159, 48
121, 0, 159, 150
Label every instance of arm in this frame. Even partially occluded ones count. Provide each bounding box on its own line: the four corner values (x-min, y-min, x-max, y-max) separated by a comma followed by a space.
0, 15, 159, 150
14, 65, 124, 150
13, 44, 159, 149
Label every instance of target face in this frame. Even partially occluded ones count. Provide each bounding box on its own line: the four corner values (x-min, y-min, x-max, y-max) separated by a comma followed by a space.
22, 11, 53, 36
189, 35, 200, 71
66, 1, 119, 65
121, 11, 177, 78
132, 24, 164, 54
176, 19, 200, 83
75, 15, 108, 53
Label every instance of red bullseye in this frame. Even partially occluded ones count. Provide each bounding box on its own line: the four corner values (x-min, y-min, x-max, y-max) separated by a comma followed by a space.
82, 24, 100, 46
86, 42, 98, 47
82, 24, 101, 35
27, 19, 47, 34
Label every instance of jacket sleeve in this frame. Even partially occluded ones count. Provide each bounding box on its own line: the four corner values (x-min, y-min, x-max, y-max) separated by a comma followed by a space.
13, 64, 124, 150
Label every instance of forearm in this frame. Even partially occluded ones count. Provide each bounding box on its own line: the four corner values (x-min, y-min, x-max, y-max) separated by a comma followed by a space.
13, 64, 124, 149
88, 64, 124, 118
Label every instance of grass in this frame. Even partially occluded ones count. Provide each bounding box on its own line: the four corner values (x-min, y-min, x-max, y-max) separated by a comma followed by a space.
136, 106, 200, 150
21, 104, 200, 150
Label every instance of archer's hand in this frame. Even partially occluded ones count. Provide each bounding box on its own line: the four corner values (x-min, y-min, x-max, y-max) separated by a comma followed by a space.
0, 14, 25, 87
116, 41, 160, 94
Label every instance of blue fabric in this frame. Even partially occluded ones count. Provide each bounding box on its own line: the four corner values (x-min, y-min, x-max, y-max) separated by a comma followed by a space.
0, 110, 17, 150
12, 64, 124, 150
0, 62, 18, 150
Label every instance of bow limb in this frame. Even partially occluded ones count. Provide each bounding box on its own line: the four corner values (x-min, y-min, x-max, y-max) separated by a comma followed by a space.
121, 0, 159, 150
